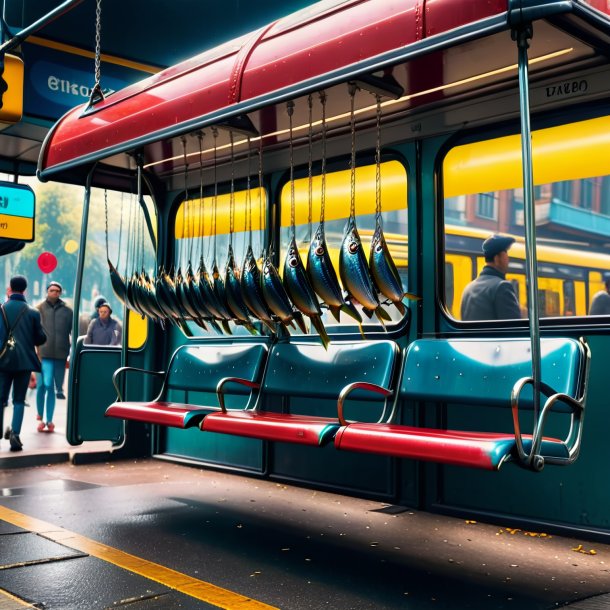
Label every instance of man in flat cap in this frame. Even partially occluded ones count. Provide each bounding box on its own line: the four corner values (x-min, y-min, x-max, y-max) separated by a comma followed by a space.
460, 234, 522, 321
589, 273, 610, 316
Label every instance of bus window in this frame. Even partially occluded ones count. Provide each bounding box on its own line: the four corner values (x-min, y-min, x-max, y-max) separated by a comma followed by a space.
445, 262, 454, 312
443, 114, 610, 321
279, 159, 408, 331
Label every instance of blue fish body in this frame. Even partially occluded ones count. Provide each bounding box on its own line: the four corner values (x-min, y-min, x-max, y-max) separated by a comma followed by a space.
224, 245, 254, 326
261, 254, 305, 332
339, 217, 380, 313
369, 222, 407, 315
284, 236, 330, 348
241, 246, 276, 333
307, 223, 362, 323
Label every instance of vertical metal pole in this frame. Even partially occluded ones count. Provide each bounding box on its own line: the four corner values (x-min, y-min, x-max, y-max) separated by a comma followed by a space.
514, 25, 541, 425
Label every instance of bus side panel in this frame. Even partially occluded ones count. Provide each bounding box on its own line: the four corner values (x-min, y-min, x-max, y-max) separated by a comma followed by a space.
430, 335, 610, 533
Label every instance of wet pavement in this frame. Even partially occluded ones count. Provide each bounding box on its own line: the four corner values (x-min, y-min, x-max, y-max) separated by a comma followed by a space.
0, 389, 112, 468
0, 457, 609, 609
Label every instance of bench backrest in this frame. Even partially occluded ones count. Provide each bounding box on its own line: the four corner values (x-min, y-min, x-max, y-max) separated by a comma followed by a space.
400, 337, 585, 410
165, 343, 268, 395
263, 340, 399, 400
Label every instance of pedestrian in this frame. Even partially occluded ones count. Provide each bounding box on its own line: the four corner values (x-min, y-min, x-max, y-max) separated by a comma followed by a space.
36, 281, 73, 432
460, 234, 522, 321
78, 295, 107, 335
84, 303, 122, 346
589, 274, 610, 315
0, 275, 46, 451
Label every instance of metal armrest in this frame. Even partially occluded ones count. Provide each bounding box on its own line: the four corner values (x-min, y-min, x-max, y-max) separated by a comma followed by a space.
337, 381, 393, 426
215, 376, 261, 412
112, 366, 165, 402
511, 376, 585, 471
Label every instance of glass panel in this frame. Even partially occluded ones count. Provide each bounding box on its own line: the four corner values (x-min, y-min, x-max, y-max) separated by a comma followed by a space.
279, 160, 408, 331
443, 115, 610, 321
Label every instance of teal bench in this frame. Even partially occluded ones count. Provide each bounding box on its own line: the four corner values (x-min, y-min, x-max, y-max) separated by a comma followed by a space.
202, 340, 399, 446
105, 343, 268, 428
334, 337, 590, 471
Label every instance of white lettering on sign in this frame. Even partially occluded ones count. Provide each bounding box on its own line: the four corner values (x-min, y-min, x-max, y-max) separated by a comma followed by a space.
47, 75, 114, 99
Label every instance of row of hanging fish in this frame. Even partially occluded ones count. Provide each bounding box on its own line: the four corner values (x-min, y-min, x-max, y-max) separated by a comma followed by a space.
108, 89, 418, 348
108, 220, 415, 349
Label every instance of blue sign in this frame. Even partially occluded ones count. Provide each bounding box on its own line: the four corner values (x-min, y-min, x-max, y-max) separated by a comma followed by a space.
22, 41, 154, 121
0, 181, 35, 242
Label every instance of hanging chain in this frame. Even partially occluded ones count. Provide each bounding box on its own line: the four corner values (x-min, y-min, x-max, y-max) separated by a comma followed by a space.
197, 132, 207, 263
212, 128, 219, 260
245, 136, 252, 238
94, 0, 102, 90
319, 91, 327, 223
86, 0, 104, 109
375, 95, 382, 219
258, 137, 265, 254
181, 137, 190, 265
229, 131, 235, 241
137, 162, 145, 270
287, 100, 296, 231
307, 94, 313, 239
104, 188, 110, 260
348, 83, 358, 220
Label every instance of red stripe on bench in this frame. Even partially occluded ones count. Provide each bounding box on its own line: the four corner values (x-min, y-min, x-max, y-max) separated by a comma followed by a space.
106, 402, 220, 429
202, 411, 340, 446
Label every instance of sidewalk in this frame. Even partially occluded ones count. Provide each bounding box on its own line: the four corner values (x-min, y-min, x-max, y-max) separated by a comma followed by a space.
0, 387, 112, 466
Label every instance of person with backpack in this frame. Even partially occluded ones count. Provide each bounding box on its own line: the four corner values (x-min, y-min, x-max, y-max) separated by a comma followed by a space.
0, 275, 47, 451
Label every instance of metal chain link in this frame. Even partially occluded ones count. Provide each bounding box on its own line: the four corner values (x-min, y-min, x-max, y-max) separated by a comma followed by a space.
375, 95, 382, 218
319, 91, 327, 223
307, 94, 313, 237
94, 0, 102, 89
348, 84, 357, 219
287, 100, 296, 232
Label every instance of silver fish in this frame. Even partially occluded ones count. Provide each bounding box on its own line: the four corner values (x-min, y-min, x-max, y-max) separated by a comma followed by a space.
339, 216, 390, 324
224, 244, 258, 335
240, 245, 276, 334
284, 236, 330, 349
369, 221, 419, 315
261, 252, 305, 333
307, 222, 361, 324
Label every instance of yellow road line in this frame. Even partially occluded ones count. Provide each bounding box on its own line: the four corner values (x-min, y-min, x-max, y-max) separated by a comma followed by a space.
0, 506, 277, 610
0, 587, 36, 608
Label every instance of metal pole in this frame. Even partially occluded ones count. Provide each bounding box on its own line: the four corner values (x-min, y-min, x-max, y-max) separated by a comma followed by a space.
514, 25, 541, 427
0, 0, 85, 53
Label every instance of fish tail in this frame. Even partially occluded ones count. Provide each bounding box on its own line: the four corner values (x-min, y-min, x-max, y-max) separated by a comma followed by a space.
375, 305, 392, 325
403, 292, 421, 301
244, 323, 259, 336
221, 320, 233, 335
341, 301, 363, 324
310, 315, 331, 350
328, 305, 342, 322
394, 300, 407, 315
208, 319, 224, 335
293, 312, 308, 334
193, 318, 209, 331
357, 322, 367, 341
261, 319, 277, 334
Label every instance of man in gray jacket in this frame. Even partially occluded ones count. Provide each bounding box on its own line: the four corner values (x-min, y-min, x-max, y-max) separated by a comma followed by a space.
36, 281, 73, 433
460, 234, 522, 321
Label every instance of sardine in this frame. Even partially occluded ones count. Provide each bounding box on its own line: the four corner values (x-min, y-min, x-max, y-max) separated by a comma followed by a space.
210, 260, 234, 335
307, 223, 361, 324
240, 245, 276, 334
261, 252, 305, 332
369, 222, 418, 315
339, 216, 390, 324
283, 236, 330, 349
224, 245, 258, 335
108, 259, 128, 308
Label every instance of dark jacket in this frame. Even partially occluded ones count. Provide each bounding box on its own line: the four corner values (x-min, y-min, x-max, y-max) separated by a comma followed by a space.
589, 290, 610, 315
460, 265, 521, 321
84, 317, 122, 346
0, 294, 47, 372
37, 298, 73, 360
